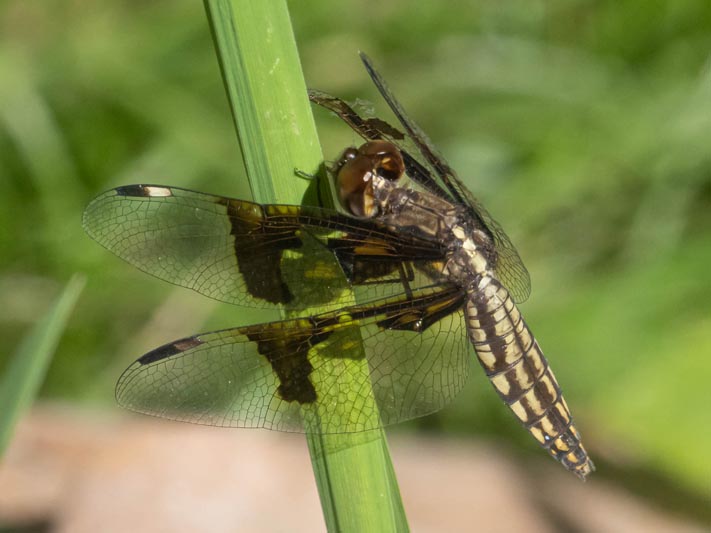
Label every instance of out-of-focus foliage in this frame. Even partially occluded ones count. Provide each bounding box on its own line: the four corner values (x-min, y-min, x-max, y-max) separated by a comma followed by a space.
0, 274, 84, 456
1, 0, 709, 511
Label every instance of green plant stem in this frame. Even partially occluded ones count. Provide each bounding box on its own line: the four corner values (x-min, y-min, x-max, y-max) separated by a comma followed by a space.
202, 1, 408, 531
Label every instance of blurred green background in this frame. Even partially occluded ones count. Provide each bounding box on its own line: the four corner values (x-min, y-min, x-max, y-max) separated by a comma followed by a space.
1, 0, 710, 524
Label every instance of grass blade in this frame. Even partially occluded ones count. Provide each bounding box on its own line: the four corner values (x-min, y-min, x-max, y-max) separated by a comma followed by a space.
203, 1, 409, 530
0, 274, 85, 456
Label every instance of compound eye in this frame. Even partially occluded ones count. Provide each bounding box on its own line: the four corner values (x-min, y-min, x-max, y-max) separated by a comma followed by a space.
358, 141, 405, 182
336, 155, 376, 218
376, 154, 405, 181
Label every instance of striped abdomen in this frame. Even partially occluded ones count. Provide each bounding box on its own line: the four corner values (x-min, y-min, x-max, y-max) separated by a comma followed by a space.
466, 275, 594, 480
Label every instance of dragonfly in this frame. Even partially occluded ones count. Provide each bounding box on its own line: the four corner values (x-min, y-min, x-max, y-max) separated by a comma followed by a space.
83, 53, 594, 480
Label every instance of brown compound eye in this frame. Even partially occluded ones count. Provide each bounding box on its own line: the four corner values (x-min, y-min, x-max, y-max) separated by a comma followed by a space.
336, 152, 376, 218
334, 141, 405, 218
358, 140, 405, 182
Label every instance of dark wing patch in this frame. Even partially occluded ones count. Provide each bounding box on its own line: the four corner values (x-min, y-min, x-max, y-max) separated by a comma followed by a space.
224, 199, 298, 304
242, 321, 323, 404
115, 285, 469, 433
83, 185, 446, 311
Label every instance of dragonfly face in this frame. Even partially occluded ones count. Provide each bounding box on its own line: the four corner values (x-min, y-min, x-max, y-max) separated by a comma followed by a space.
83, 53, 594, 480
334, 140, 405, 218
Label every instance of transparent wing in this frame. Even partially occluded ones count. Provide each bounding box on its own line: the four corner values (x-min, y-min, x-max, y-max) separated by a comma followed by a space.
360, 53, 531, 302
116, 285, 469, 433
83, 184, 446, 311
309, 89, 452, 202
310, 55, 531, 302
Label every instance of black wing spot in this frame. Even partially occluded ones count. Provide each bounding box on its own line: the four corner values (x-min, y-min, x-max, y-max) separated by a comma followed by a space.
138, 337, 204, 365
116, 184, 173, 198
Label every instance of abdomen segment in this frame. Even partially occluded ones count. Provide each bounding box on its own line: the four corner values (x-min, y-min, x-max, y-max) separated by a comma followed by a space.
466, 276, 595, 480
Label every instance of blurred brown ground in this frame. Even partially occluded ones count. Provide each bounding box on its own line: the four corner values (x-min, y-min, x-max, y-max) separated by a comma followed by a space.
0, 404, 706, 533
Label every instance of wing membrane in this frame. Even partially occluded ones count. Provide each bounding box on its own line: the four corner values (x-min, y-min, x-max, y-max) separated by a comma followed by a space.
116, 285, 469, 433
308, 89, 449, 202
309, 55, 532, 302
83, 184, 446, 311
360, 53, 531, 302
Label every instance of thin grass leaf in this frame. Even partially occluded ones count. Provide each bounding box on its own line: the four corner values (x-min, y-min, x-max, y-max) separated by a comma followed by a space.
203, 1, 409, 530
0, 274, 85, 456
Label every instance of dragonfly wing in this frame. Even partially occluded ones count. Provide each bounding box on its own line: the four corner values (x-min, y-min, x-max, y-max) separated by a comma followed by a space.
116, 285, 469, 433
83, 184, 447, 310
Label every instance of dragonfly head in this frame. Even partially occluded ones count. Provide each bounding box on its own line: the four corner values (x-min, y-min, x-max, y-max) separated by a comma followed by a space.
333, 140, 405, 218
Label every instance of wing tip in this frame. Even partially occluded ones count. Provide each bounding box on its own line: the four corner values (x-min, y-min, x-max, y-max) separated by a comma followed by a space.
116, 184, 174, 198
358, 51, 378, 77
137, 336, 205, 365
